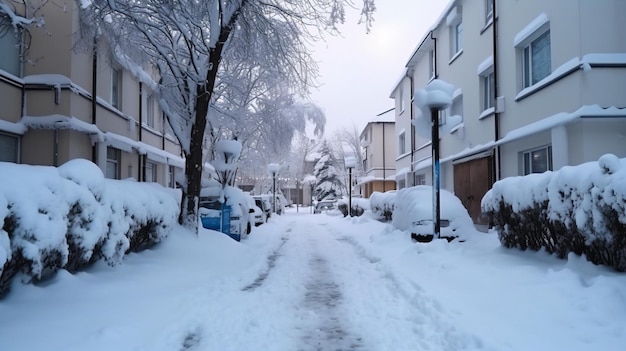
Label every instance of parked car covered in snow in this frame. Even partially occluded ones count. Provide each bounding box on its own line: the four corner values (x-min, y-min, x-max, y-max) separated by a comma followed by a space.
392, 185, 474, 241
199, 186, 251, 241
253, 195, 272, 220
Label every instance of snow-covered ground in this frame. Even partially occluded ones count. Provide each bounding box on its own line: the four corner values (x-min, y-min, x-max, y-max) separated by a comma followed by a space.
1, 208, 625, 351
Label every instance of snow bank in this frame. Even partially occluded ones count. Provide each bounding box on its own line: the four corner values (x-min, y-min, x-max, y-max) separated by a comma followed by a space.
482, 154, 626, 271
337, 197, 370, 217
0, 160, 178, 297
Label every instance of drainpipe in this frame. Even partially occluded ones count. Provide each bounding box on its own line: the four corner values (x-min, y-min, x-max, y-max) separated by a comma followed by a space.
138, 82, 144, 181
431, 31, 438, 79
492, 0, 501, 181
382, 122, 386, 191
91, 37, 98, 163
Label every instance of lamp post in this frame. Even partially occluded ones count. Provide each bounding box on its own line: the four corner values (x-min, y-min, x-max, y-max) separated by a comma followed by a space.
345, 156, 357, 217
267, 163, 279, 214
414, 79, 455, 240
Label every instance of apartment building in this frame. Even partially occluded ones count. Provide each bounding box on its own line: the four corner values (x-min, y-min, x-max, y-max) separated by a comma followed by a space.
357, 119, 396, 198
0, 0, 183, 187
391, 0, 626, 224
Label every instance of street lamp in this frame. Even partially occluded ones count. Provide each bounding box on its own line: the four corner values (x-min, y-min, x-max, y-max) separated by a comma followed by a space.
345, 156, 357, 217
267, 163, 280, 214
413, 79, 455, 240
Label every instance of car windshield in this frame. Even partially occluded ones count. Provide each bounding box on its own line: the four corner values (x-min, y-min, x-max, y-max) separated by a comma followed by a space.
199, 197, 222, 211
316, 202, 334, 209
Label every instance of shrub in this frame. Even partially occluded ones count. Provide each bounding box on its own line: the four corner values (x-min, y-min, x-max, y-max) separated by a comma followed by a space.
337, 198, 368, 217
370, 191, 395, 221
0, 160, 179, 298
482, 154, 626, 271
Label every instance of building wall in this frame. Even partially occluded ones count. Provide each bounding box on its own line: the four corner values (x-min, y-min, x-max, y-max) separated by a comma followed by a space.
390, 0, 626, 222
0, 0, 184, 187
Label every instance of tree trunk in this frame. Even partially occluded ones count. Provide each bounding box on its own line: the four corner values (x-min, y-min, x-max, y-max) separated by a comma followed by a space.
178, 18, 234, 232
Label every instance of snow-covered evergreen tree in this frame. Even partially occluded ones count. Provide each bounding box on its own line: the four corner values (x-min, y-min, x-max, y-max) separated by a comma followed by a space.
313, 141, 343, 201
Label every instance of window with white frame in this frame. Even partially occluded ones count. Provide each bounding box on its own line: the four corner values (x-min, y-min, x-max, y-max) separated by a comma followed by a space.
447, 6, 463, 59
485, 0, 494, 24
522, 146, 552, 175
168, 165, 176, 188
454, 22, 463, 54
481, 71, 495, 111
111, 67, 122, 109
146, 93, 155, 127
0, 27, 21, 76
106, 147, 121, 179
451, 94, 463, 117
428, 49, 435, 79
398, 179, 406, 189
438, 109, 447, 126
398, 131, 406, 155
144, 161, 157, 182
521, 30, 551, 88
415, 173, 426, 185
0, 132, 19, 162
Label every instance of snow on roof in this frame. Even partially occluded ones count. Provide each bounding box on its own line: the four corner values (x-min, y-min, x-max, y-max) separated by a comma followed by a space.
23, 74, 72, 86
499, 105, 626, 145
22, 115, 101, 136
103, 132, 185, 167
0, 119, 28, 135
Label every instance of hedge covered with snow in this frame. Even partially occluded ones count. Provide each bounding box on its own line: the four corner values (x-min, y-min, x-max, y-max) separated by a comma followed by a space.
337, 197, 369, 217
482, 154, 626, 271
369, 191, 396, 221
0, 159, 179, 297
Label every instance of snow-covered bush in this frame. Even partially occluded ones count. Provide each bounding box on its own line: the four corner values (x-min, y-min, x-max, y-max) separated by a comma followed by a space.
482, 154, 626, 271
392, 186, 474, 240
337, 197, 369, 217
0, 160, 178, 297
369, 191, 396, 221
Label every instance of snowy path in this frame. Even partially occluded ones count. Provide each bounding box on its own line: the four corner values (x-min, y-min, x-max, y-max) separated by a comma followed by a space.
233, 215, 485, 351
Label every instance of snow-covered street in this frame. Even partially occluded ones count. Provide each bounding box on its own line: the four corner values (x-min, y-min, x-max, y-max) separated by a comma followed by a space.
1, 209, 625, 351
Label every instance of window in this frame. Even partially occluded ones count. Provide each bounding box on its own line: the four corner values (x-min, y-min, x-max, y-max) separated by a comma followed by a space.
398, 88, 404, 113
482, 71, 495, 111
398, 131, 406, 155
454, 22, 463, 54
106, 147, 121, 179
485, 0, 494, 24
451, 94, 463, 117
428, 49, 435, 79
398, 179, 406, 189
416, 173, 426, 185
523, 146, 552, 175
0, 132, 19, 162
438, 109, 446, 126
111, 67, 122, 109
146, 94, 155, 127
144, 161, 157, 182
447, 6, 463, 59
0, 26, 21, 76
522, 30, 551, 88
168, 165, 176, 188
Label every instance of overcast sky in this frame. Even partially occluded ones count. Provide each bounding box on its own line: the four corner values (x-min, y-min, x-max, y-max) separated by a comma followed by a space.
310, 0, 449, 136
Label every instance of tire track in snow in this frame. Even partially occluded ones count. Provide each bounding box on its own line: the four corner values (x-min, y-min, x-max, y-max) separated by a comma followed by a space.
295, 226, 368, 351
242, 235, 289, 292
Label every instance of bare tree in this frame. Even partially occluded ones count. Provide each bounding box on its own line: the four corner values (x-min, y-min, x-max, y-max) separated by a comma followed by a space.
77, 0, 376, 232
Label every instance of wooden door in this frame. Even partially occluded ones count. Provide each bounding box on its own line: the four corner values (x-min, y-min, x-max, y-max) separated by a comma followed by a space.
453, 156, 493, 224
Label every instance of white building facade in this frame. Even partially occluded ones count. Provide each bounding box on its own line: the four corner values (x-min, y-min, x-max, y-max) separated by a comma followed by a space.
391, 0, 626, 224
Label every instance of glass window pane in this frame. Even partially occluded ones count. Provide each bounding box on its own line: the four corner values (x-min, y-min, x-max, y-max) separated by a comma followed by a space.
0, 133, 18, 162
531, 31, 551, 84
0, 28, 21, 76
524, 153, 530, 175
523, 47, 531, 88
531, 148, 548, 173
